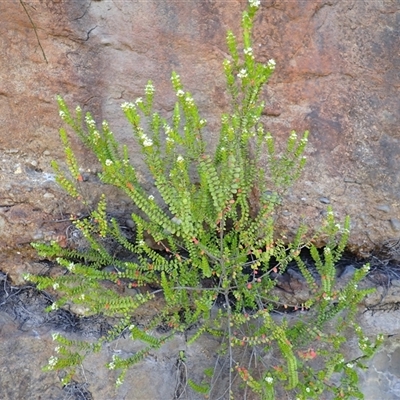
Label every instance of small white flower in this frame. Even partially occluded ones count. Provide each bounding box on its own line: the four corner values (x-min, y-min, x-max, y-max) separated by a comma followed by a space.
176, 89, 185, 97
377, 334, 384, 341
305, 387, 311, 393
244, 47, 253, 57
23, 273, 32, 281
75, 105, 81, 113
185, 96, 194, 106
176, 155, 184, 163
108, 362, 116, 370
68, 262, 75, 272
85, 115, 96, 129
267, 59, 276, 69
129, 324, 135, 330
148, 195, 154, 201
52, 332, 60, 341
121, 102, 135, 111
237, 69, 248, 79
80, 294, 85, 300
105, 159, 113, 166
166, 136, 174, 143
51, 303, 58, 311
290, 131, 297, 139
249, 0, 260, 7
116, 377, 123, 387
199, 119, 207, 126
135, 97, 143, 104
145, 82, 155, 95
265, 376, 273, 384
142, 137, 153, 147
55, 346, 61, 353
346, 363, 354, 368
47, 356, 58, 370
52, 283, 60, 290
138, 240, 145, 246
59, 110, 66, 119
102, 120, 109, 129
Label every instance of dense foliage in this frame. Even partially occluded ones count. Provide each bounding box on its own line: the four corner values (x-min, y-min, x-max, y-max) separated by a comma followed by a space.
26, 1, 382, 398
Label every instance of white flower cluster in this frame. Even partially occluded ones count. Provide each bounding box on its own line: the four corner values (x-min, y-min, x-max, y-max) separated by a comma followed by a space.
121, 102, 135, 111
105, 159, 113, 166
237, 68, 248, 79
47, 356, 58, 370
142, 135, 153, 147
249, 0, 260, 7
108, 354, 118, 370
59, 110, 67, 120
85, 115, 96, 129
176, 89, 185, 97
23, 273, 32, 281
265, 376, 273, 384
267, 59, 276, 70
176, 155, 184, 163
145, 82, 155, 95
244, 47, 253, 58
185, 96, 195, 107
68, 262, 76, 272
136, 127, 153, 147
171, 73, 181, 88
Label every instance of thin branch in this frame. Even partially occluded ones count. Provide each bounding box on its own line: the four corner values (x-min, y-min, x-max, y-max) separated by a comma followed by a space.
19, 0, 48, 63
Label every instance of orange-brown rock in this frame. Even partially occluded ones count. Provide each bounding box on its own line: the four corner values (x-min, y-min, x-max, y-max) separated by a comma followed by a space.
0, 0, 399, 278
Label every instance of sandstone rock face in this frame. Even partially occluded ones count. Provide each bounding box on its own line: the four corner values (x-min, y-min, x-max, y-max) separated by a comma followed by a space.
1, 0, 399, 271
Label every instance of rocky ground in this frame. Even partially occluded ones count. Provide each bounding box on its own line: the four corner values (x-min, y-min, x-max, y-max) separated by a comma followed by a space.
2, 253, 400, 400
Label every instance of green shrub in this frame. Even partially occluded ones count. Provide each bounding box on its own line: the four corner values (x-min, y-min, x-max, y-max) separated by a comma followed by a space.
25, 1, 382, 398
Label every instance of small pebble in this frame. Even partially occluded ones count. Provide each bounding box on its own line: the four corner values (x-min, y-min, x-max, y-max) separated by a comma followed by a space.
376, 205, 390, 213
43, 150, 51, 156
340, 265, 356, 279
125, 219, 135, 229
32, 232, 44, 240
14, 166, 23, 174
390, 218, 400, 232
319, 197, 330, 204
